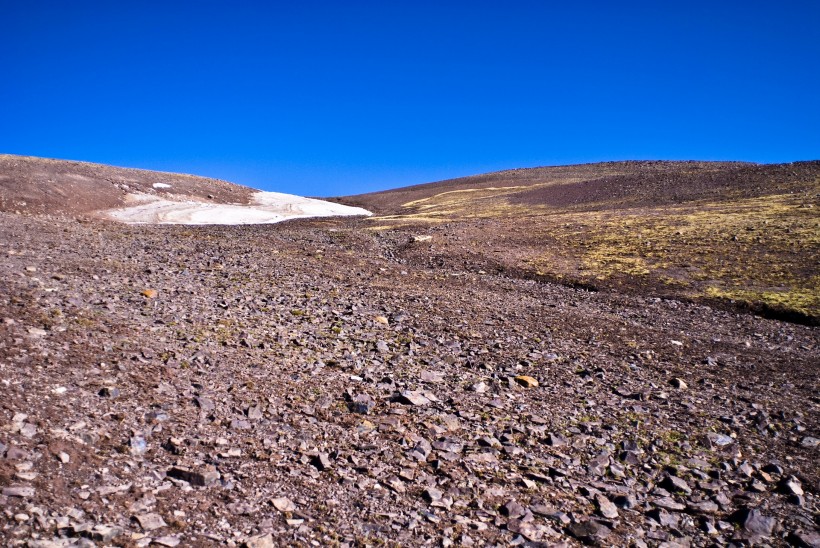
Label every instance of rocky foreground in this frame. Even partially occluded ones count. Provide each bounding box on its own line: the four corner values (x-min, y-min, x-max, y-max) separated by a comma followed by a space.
0, 212, 818, 547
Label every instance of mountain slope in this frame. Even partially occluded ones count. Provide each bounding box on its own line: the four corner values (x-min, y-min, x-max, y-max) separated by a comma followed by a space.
337, 160, 820, 322
0, 158, 818, 546
0, 154, 255, 216
0, 154, 370, 224
1, 202, 818, 547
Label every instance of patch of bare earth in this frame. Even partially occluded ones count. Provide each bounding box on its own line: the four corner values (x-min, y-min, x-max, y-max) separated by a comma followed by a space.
0, 155, 255, 218
0, 209, 817, 546
0, 158, 818, 546
342, 160, 820, 323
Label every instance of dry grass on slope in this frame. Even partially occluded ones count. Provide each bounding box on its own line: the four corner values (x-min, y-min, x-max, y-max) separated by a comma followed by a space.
343, 161, 820, 323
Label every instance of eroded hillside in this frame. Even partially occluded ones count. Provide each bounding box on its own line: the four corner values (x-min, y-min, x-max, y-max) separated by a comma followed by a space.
337, 161, 820, 323
0, 158, 818, 547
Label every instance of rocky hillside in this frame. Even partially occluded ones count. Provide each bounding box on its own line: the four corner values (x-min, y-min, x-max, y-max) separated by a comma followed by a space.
338, 160, 820, 323
0, 158, 817, 547
0, 155, 369, 225
0, 155, 255, 217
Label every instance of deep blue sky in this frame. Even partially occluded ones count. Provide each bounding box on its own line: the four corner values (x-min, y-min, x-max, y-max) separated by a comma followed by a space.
3, 1, 818, 196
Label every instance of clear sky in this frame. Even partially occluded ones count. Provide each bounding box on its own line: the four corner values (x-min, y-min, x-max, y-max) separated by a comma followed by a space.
3, 1, 818, 196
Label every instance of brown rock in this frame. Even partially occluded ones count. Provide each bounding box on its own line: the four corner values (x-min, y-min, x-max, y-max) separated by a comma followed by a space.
167, 466, 220, 486
514, 375, 539, 388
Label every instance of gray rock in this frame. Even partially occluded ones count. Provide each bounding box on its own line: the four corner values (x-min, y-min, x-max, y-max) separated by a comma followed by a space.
568, 520, 611, 543
501, 499, 527, 519
661, 475, 692, 495
737, 461, 754, 477
98, 386, 120, 398
687, 500, 719, 514
243, 533, 275, 548
2, 486, 35, 497
787, 530, 820, 548
734, 507, 776, 541
194, 396, 215, 411
20, 423, 37, 438
464, 452, 498, 464
129, 436, 147, 455
423, 487, 443, 503
596, 494, 619, 519
89, 524, 122, 542
4, 445, 31, 460
348, 394, 375, 414
230, 419, 252, 430
654, 496, 686, 511
396, 390, 431, 406
529, 502, 556, 516
780, 476, 804, 496
432, 439, 463, 453
704, 433, 734, 447
133, 512, 167, 531
648, 508, 680, 527
247, 405, 264, 420
311, 452, 332, 471
507, 519, 549, 541
670, 377, 687, 389
800, 436, 819, 448
271, 497, 296, 512
420, 370, 444, 383
153, 536, 182, 547
547, 433, 567, 446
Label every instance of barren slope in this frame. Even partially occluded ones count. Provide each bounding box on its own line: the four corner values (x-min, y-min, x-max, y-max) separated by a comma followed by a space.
0, 211, 818, 547
338, 161, 820, 322
0, 155, 370, 225
0, 155, 256, 217
0, 158, 818, 547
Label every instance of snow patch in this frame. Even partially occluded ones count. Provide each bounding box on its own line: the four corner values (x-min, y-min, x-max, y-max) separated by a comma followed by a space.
105, 191, 371, 225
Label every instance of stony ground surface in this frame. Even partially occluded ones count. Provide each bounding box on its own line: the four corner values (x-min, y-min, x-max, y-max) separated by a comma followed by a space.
0, 155, 255, 217
1, 212, 818, 547
337, 160, 820, 322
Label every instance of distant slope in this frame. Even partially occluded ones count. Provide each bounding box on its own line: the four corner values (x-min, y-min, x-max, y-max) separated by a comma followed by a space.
337, 160, 820, 322
0, 154, 370, 224
337, 160, 818, 214
0, 154, 255, 216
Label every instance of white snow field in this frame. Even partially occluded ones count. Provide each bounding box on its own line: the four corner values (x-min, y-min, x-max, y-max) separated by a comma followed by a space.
105, 191, 371, 225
